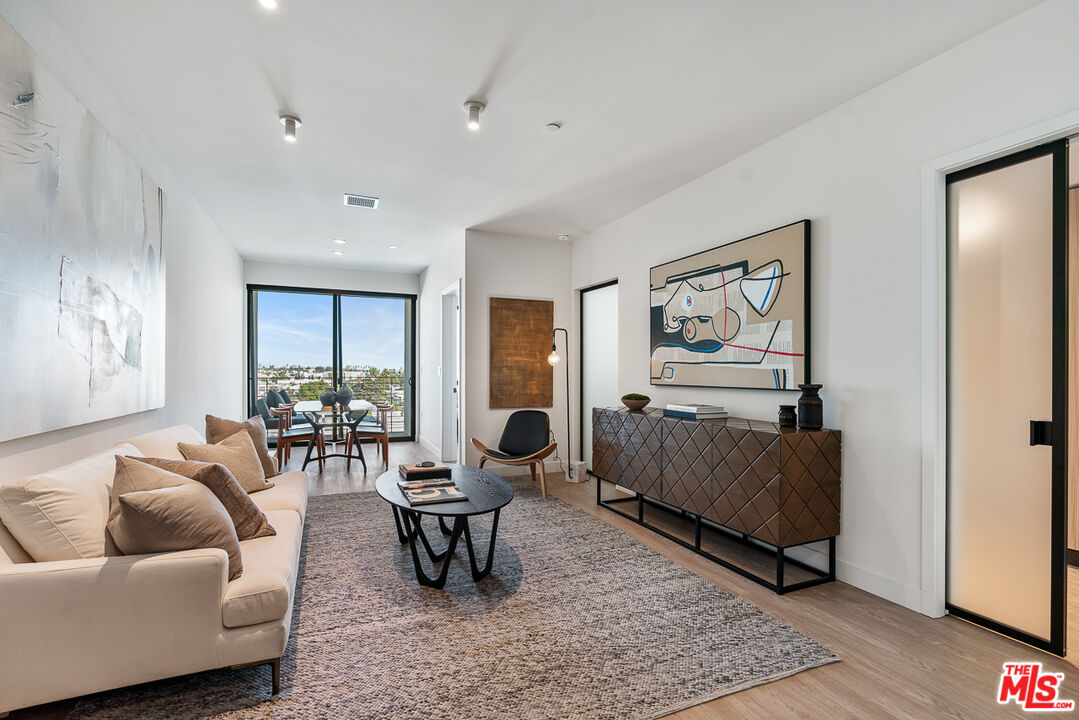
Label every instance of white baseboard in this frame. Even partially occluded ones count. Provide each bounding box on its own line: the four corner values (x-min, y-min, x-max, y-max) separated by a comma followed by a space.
481, 460, 565, 479
836, 559, 924, 614
417, 436, 440, 458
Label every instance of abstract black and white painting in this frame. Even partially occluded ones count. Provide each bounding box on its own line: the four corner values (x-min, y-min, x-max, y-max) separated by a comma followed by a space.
0, 15, 165, 442
649, 220, 809, 390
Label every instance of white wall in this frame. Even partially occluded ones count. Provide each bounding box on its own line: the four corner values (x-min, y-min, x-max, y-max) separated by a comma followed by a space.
244, 260, 420, 296
416, 240, 466, 456
0, 3, 244, 480
572, 0, 1079, 613
464, 230, 573, 474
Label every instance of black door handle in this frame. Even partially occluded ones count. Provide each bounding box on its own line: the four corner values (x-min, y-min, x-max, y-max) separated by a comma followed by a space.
1030, 420, 1053, 446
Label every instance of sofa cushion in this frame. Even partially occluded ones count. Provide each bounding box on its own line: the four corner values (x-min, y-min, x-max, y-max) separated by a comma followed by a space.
109, 456, 194, 525
178, 431, 273, 494
222, 509, 301, 628
108, 483, 244, 581
205, 415, 278, 478
133, 457, 276, 541
250, 470, 309, 522
124, 425, 205, 461
0, 443, 141, 562
0, 521, 31, 564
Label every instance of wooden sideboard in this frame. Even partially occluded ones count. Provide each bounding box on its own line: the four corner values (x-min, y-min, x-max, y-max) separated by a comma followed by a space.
592, 406, 841, 593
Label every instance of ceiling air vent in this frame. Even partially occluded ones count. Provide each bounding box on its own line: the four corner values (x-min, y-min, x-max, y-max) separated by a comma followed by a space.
343, 193, 379, 209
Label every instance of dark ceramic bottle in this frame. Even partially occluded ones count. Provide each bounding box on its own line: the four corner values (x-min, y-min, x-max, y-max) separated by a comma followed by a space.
797, 384, 823, 430
778, 404, 796, 428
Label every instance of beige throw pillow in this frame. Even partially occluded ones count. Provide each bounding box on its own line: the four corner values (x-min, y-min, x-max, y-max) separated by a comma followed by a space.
132, 457, 276, 540
205, 415, 278, 478
178, 430, 274, 493
110, 455, 194, 526
107, 483, 243, 580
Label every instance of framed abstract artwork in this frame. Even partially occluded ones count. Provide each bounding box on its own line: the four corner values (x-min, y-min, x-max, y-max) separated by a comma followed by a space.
0, 16, 166, 442
649, 220, 810, 390
489, 297, 553, 408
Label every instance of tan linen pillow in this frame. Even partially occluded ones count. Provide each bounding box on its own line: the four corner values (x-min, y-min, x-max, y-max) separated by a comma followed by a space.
132, 457, 276, 540
107, 483, 243, 580
110, 455, 194, 526
205, 415, 278, 478
178, 430, 273, 494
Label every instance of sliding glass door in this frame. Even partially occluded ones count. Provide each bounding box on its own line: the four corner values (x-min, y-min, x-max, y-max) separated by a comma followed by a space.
248, 286, 416, 439
340, 294, 414, 437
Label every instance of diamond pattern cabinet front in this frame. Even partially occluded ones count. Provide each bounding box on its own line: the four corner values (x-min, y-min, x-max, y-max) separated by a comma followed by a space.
659, 416, 715, 514
592, 407, 841, 549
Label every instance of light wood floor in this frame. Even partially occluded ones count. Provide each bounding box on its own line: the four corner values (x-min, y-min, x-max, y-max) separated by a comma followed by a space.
12, 441, 1079, 719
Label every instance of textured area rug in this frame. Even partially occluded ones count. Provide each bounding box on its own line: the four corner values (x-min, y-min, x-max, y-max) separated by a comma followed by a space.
70, 481, 837, 719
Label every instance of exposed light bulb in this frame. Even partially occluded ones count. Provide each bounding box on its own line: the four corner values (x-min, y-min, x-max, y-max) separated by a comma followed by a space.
280, 114, 301, 143
548, 350, 560, 366
259, 0, 277, 8
464, 100, 485, 131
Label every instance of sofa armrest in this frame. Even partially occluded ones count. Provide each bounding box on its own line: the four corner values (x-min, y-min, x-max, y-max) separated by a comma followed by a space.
0, 549, 229, 712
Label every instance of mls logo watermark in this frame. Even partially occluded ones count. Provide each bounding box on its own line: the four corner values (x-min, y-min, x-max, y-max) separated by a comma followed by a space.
998, 662, 1074, 711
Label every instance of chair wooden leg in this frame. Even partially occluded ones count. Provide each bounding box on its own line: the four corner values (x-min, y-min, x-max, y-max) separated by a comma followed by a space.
478, 457, 487, 469
346, 435, 353, 471
537, 461, 547, 500
529, 463, 537, 482
383, 435, 389, 464
276, 441, 284, 468
317, 435, 325, 473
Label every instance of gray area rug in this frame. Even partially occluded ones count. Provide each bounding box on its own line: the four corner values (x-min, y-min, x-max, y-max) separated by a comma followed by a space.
70, 480, 837, 719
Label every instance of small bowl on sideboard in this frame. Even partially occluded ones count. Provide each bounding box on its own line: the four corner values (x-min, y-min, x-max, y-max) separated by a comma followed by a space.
621, 394, 650, 411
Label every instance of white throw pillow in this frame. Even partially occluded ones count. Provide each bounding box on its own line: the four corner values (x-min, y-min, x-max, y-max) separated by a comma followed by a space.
0, 443, 141, 562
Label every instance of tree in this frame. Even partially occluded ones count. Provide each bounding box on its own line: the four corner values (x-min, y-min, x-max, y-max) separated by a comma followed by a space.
298, 381, 328, 401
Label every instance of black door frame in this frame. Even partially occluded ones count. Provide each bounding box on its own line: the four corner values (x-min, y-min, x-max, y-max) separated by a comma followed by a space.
246, 283, 418, 441
579, 278, 619, 472
944, 139, 1069, 656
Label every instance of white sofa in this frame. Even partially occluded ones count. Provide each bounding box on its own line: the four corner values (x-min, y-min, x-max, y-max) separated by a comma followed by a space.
0, 424, 310, 715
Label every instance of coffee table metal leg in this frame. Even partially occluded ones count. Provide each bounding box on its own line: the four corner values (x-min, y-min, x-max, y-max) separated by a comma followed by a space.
401, 511, 464, 589
392, 506, 409, 544
462, 509, 500, 581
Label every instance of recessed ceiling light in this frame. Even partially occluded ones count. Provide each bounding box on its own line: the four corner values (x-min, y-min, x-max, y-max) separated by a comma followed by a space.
259, 0, 277, 9
332, 238, 346, 245
546, 123, 561, 133
557, 234, 569, 242
464, 100, 485, 131
331, 249, 344, 256
388, 244, 398, 250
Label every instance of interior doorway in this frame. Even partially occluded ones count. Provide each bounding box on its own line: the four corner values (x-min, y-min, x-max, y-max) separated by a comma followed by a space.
945, 140, 1069, 655
580, 280, 619, 472
441, 282, 461, 463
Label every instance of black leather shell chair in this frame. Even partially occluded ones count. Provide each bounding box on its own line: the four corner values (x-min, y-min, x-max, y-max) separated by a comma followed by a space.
471, 410, 557, 499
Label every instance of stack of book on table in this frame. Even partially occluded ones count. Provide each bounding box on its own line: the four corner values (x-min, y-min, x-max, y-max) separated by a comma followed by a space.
397, 462, 468, 505
663, 403, 728, 420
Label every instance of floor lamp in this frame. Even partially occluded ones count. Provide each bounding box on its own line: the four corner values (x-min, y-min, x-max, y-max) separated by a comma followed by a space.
547, 327, 574, 481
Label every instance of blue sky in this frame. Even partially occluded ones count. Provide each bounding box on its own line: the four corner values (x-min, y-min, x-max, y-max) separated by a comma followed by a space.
256, 291, 406, 369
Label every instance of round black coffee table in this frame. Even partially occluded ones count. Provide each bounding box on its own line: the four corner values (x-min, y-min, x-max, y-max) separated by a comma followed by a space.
375, 465, 514, 589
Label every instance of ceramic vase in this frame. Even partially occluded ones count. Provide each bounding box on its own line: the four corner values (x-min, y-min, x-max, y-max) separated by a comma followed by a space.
778, 404, 796, 428
796, 384, 823, 430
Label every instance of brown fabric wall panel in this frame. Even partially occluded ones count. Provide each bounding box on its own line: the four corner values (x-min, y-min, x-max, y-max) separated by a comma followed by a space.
489, 297, 553, 408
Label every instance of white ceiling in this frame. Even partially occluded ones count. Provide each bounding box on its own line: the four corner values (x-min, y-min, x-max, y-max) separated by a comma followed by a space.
40, 0, 1042, 273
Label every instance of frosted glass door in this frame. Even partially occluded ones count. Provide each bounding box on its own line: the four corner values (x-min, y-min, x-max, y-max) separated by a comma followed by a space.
581, 282, 619, 471
946, 142, 1067, 654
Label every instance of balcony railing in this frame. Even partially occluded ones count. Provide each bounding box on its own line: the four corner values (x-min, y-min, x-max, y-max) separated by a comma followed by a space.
256, 372, 408, 435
